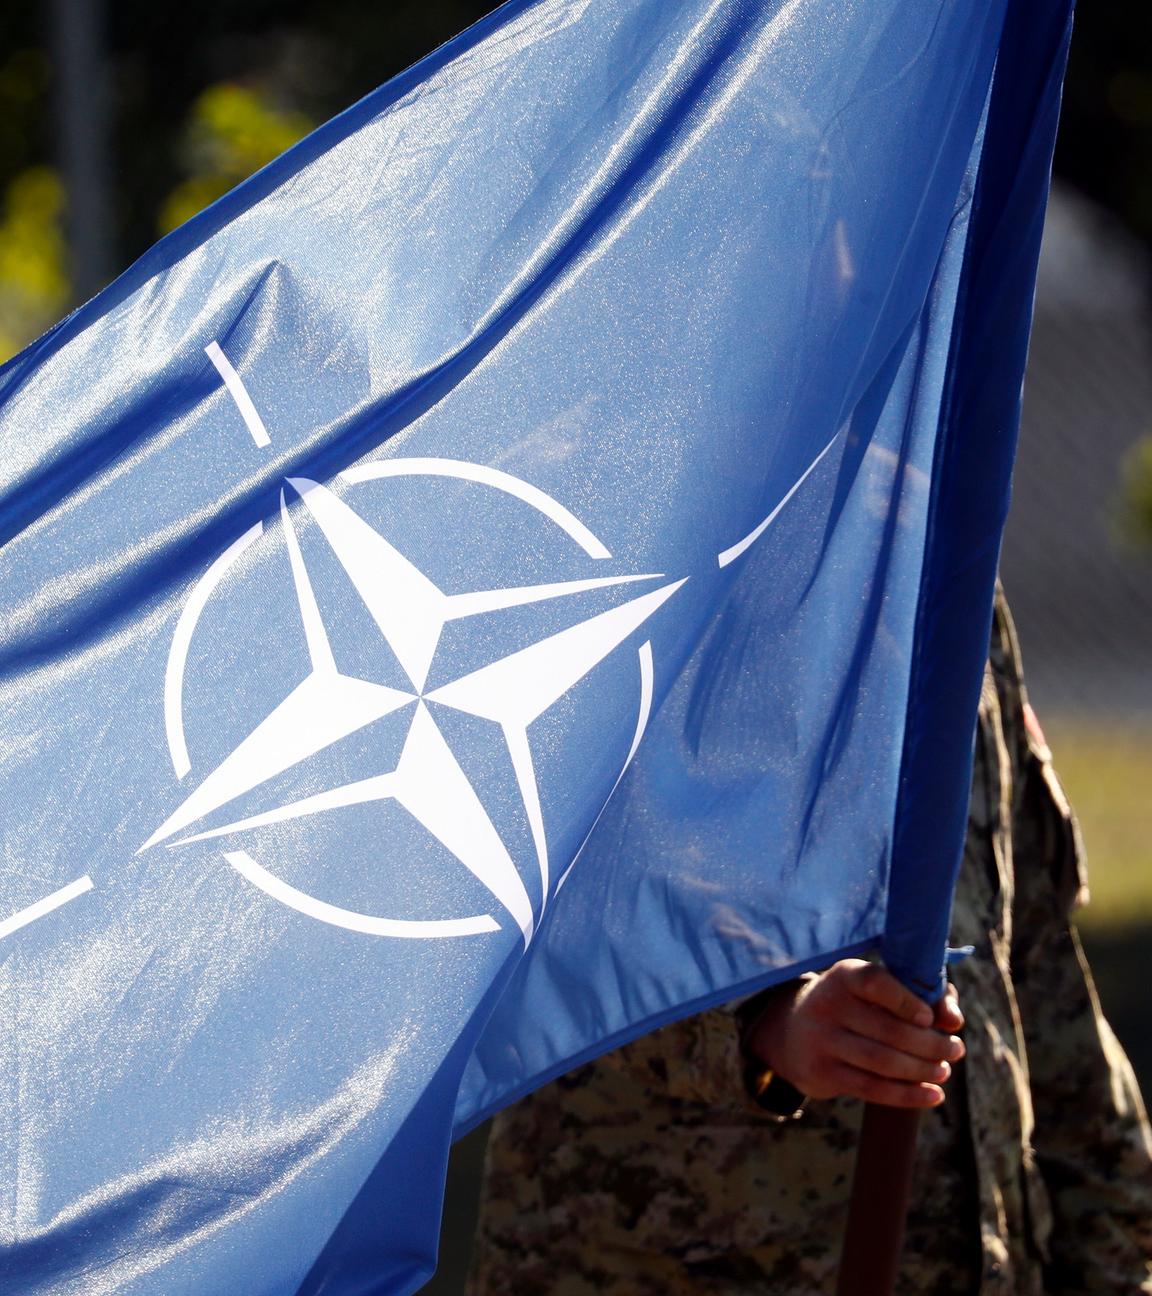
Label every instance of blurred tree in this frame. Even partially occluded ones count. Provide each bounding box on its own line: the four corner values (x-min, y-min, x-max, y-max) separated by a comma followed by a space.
1121, 437, 1152, 545
0, 164, 67, 359
0, 44, 65, 361
158, 82, 312, 235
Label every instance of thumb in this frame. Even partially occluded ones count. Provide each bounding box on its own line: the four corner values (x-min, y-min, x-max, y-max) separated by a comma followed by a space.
933, 983, 964, 1034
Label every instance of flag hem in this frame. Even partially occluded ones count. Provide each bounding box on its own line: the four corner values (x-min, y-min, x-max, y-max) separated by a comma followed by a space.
880, 0, 1076, 999
451, 932, 881, 1139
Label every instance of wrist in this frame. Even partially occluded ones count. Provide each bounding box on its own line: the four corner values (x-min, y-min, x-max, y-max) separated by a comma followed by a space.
738, 972, 815, 1075
736, 975, 817, 1118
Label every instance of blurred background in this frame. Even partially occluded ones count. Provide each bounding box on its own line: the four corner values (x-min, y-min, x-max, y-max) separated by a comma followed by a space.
1, 2, 1148, 1289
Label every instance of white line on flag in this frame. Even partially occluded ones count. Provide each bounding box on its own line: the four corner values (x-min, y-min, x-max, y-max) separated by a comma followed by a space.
0, 875, 94, 942
205, 340, 271, 448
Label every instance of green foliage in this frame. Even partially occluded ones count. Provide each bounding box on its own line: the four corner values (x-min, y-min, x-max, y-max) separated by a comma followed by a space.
1048, 719, 1152, 933
1119, 436, 1152, 547
0, 165, 68, 363
158, 82, 313, 235
0, 46, 62, 363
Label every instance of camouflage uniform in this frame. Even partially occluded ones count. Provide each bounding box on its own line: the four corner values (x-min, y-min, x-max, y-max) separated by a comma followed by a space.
467, 594, 1152, 1295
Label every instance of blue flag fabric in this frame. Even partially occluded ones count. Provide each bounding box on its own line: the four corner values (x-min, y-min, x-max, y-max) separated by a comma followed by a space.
0, 0, 1071, 1291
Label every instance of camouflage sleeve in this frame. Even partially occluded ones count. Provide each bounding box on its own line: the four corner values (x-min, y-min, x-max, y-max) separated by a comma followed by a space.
1002, 624, 1152, 1288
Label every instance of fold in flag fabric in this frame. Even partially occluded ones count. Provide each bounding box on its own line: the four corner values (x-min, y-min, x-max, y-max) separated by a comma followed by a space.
0, 0, 1072, 1291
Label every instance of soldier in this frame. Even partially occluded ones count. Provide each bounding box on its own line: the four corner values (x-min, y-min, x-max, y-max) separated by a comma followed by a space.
466, 591, 1152, 1294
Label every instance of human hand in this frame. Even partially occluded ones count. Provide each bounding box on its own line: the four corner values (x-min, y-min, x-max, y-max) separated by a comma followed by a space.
743, 960, 965, 1109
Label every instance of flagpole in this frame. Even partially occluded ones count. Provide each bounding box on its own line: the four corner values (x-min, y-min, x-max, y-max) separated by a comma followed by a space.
49, 0, 114, 304
835, 1103, 921, 1296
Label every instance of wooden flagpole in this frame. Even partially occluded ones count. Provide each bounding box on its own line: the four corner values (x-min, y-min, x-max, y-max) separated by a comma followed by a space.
835, 1103, 922, 1296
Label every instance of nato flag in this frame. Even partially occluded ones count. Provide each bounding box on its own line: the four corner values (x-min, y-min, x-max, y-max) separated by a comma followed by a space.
0, 0, 1071, 1291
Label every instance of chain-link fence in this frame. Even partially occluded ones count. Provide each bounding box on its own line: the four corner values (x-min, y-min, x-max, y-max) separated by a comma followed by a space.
1001, 185, 1152, 1093
1002, 184, 1152, 721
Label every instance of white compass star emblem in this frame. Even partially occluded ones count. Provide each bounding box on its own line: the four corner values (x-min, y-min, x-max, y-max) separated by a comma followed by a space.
142, 470, 684, 944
